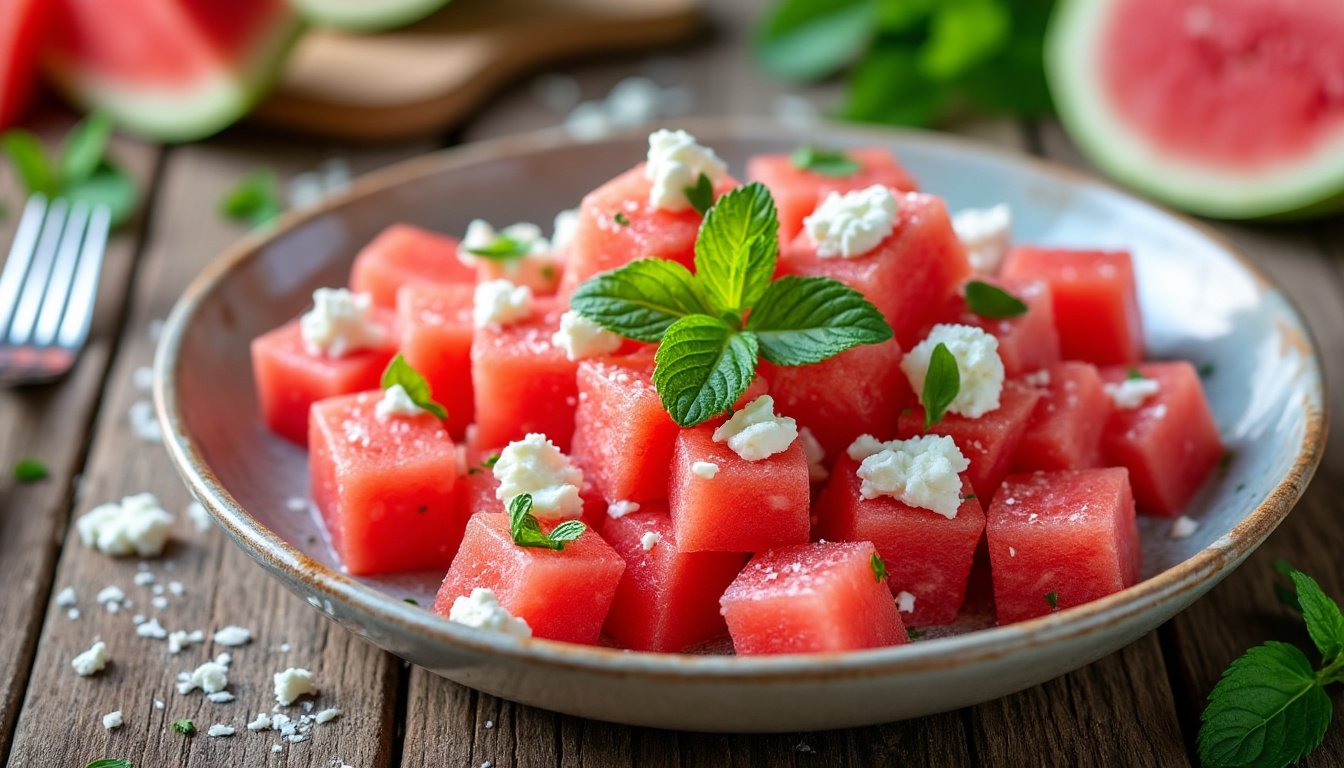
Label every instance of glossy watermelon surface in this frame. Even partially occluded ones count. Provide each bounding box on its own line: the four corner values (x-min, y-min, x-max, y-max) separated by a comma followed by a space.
570, 350, 678, 504
396, 282, 474, 440
746, 147, 920, 240
471, 298, 579, 451
1013, 362, 1111, 472
939, 278, 1061, 377
351, 224, 475, 308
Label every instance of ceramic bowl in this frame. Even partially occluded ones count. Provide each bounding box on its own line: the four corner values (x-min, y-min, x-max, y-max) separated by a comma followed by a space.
155, 118, 1325, 732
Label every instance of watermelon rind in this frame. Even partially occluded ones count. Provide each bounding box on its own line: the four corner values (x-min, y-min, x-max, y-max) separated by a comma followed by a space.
1046, 0, 1344, 220
289, 0, 451, 31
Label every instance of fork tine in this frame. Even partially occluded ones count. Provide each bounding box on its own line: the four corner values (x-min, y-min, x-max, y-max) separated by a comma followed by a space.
57, 204, 110, 350
0, 195, 49, 335
7, 198, 68, 345
32, 201, 91, 346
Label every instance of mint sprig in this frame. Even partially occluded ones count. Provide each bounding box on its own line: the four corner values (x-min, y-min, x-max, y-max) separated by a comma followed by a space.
219, 168, 283, 229
1, 112, 139, 228
466, 235, 529, 260
1199, 566, 1344, 768
571, 182, 892, 427
13, 458, 48, 483
508, 494, 586, 551
921, 342, 960, 430
380, 354, 448, 419
964, 280, 1027, 319
790, 145, 861, 177
870, 552, 887, 583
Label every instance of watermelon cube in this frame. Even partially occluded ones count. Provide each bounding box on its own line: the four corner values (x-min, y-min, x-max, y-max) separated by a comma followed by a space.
471, 297, 580, 451
250, 314, 397, 446
779, 192, 970, 347
939, 279, 1061, 377
570, 350, 678, 504
814, 455, 985, 626
1013, 362, 1112, 472
720, 541, 908, 654
433, 512, 625, 644
1001, 247, 1144, 366
1099, 362, 1222, 517
897, 381, 1042, 501
396, 283, 474, 440
745, 147, 920, 240
350, 224, 476, 308
985, 468, 1141, 624
602, 507, 748, 652
309, 390, 462, 575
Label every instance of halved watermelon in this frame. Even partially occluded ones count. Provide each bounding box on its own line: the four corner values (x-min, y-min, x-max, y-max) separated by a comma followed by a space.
289, 0, 451, 31
1048, 0, 1344, 219
0, 0, 50, 130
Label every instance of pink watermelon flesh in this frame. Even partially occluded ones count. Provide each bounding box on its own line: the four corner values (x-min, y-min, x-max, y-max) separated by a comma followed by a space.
1013, 362, 1112, 472
814, 455, 985, 626
309, 390, 462, 575
720, 541, 909, 655
938, 278, 1062, 377
351, 224, 475, 308
396, 282, 474, 440
433, 512, 626, 645
473, 251, 562, 295
250, 314, 397, 446
986, 468, 1141, 624
1100, 361, 1223, 517
602, 507, 748, 652
746, 147, 921, 240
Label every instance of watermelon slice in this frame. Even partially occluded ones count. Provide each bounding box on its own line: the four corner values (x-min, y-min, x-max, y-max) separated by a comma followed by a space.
937, 279, 1061, 378
395, 282, 474, 440
351, 224, 476, 309
0, 0, 50, 130
1012, 362, 1112, 472
44, 0, 300, 142
289, 0, 451, 31
1048, 0, 1344, 219
745, 147, 921, 240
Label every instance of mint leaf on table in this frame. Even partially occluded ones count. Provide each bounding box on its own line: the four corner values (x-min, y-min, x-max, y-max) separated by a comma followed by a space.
14, 458, 48, 483
652, 315, 760, 428
754, 0, 874, 82
219, 168, 283, 229
922, 342, 960, 430
65, 163, 138, 227
171, 718, 195, 736
790, 145, 861, 177
1, 130, 58, 196
466, 235, 529, 260
84, 760, 132, 768
1292, 571, 1344, 661
694, 183, 779, 315
570, 258, 707, 342
381, 354, 448, 419
1, 113, 139, 228
746, 276, 891, 365
60, 111, 114, 184
964, 280, 1028, 319
507, 493, 586, 551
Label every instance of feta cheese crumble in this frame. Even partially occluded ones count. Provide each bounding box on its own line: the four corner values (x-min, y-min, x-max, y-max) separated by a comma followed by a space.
314, 707, 343, 724
952, 204, 1012, 273
55, 586, 77, 607
798, 427, 829, 483
136, 617, 168, 639
274, 668, 318, 706
207, 724, 235, 737
901, 324, 1005, 419
213, 626, 252, 646
103, 710, 123, 730
691, 461, 719, 479
803, 184, 898, 259
167, 629, 204, 654
493, 433, 584, 520
1105, 376, 1161, 409
639, 531, 661, 551
374, 384, 426, 421
179, 661, 229, 695
96, 585, 126, 605
711, 395, 798, 461
607, 500, 640, 520
299, 288, 385, 358
460, 219, 549, 264
472, 279, 533, 328
207, 691, 235, 703
449, 588, 533, 638
849, 434, 970, 519
247, 713, 273, 731
551, 208, 579, 252
186, 501, 211, 532
644, 129, 728, 212
1170, 515, 1200, 540
552, 310, 622, 361
76, 493, 175, 557
896, 591, 917, 613
72, 641, 108, 676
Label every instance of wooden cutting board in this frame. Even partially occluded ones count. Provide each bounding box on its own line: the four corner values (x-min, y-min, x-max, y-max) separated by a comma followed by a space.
253, 0, 700, 141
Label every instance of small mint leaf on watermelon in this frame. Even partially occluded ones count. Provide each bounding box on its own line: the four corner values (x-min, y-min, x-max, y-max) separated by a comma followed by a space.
13, 458, 48, 483
961, 493, 977, 501
482, 453, 501, 470
964, 280, 1028, 319
507, 493, 583, 551
746, 276, 891, 366
570, 258, 708, 342
869, 552, 887, 583
219, 168, 283, 229
546, 520, 587, 546
693, 182, 779, 314
380, 354, 448, 420
466, 235, 530, 260
906, 628, 924, 641
652, 316, 758, 428
789, 145, 861, 177
60, 111, 114, 184
0, 130, 58, 197
1044, 591, 1059, 610
921, 342, 960, 430
1126, 367, 1144, 381
1291, 570, 1344, 662
684, 172, 715, 216
613, 212, 630, 226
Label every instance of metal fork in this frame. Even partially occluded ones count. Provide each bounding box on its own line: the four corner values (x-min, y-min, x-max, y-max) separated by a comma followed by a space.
0, 195, 111, 386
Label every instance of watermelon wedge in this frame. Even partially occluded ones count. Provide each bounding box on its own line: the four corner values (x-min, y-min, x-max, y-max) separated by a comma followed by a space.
1048, 0, 1344, 219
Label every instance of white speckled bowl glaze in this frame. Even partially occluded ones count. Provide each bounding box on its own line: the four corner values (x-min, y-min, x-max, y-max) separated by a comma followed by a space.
155, 119, 1325, 732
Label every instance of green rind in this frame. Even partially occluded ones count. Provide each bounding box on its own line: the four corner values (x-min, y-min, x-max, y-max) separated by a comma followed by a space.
1046, 0, 1344, 221
289, 0, 451, 31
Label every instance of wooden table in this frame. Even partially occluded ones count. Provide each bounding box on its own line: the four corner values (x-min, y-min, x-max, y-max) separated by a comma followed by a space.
3, 3, 1342, 766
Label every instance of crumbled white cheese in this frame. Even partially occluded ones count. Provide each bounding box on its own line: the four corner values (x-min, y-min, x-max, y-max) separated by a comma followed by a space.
1023, 368, 1051, 388
213, 625, 252, 647
137, 617, 168, 639
691, 461, 719, 479
639, 531, 661, 551
896, 591, 917, 613
460, 219, 549, 265
952, 204, 1012, 273
151, 596, 169, 610
180, 662, 229, 695
133, 570, 155, 587
247, 713, 273, 731
711, 395, 798, 461
845, 433, 888, 462
55, 586, 77, 607
1170, 515, 1200, 540
551, 208, 579, 252
448, 588, 533, 638
274, 668, 318, 706
153, 698, 164, 710
207, 724, 235, 737
1105, 377, 1161, 409
133, 365, 154, 392
803, 184, 898, 259
67, 608, 80, 620
472, 279, 533, 328
102, 710, 123, 730
607, 500, 640, 520
852, 434, 970, 519
168, 581, 184, 596
76, 493, 175, 557
72, 641, 108, 676
552, 310, 622, 362
314, 708, 342, 724
798, 427, 829, 483
96, 585, 126, 604
299, 288, 385, 358
374, 384, 426, 421
128, 399, 162, 442
644, 129, 728, 211
207, 691, 235, 703
167, 629, 204, 654
493, 433, 584, 520
902, 324, 1005, 419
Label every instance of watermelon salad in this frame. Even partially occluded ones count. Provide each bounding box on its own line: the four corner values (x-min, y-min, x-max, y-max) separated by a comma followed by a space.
249, 129, 1224, 655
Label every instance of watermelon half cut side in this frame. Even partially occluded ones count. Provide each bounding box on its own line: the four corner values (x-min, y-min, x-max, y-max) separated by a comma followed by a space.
1047, 0, 1344, 219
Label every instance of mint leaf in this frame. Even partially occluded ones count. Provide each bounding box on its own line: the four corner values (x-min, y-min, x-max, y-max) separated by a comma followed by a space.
790, 145, 862, 177
684, 172, 715, 216
694, 182, 779, 314
870, 552, 887, 583
922, 342, 960, 430
964, 280, 1027, 318
547, 520, 586, 545
1044, 591, 1059, 610
747, 276, 892, 365
755, 0, 874, 82
65, 162, 138, 228
171, 718, 196, 735
918, 0, 1010, 81
466, 236, 529, 260
483, 453, 500, 469
85, 761, 132, 768
652, 315, 758, 427
380, 353, 448, 419
13, 458, 48, 483
1292, 571, 1344, 661
219, 168, 283, 229
1198, 641, 1332, 768
613, 212, 630, 226
1274, 559, 1302, 613
1, 130, 58, 197
507, 493, 584, 551
60, 112, 114, 184
843, 46, 949, 127
570, 258, 707, 342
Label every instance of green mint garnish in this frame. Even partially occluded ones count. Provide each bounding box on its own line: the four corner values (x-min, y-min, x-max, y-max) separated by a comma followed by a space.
907, 628, 925, 641
466, 235, 530, 260
171, 718, 196, 736
789, 145, 861, 177
14, 458, 48, 483
1199, 566, 1344, 768
1273, 559, 1302, 613
570, 182, 892, 427
870, 552, 887, 583
1, 112, 139, 228
482, 453, 501, 470
684, 172, 715, 216
84, 761, 133, 768
1126, 367, 1144, 381
380, 354, 448, 419
922, 342, 960, 430
467, 468, 482, 476
613, 212, 630, 226
1199, 362, 1216, 379
1044, 591, 1059, 610
964, 280, 1027, 319
219, 168, 283, 229
403, 597, 419, 606
507, 493, 586, 551
961, 493, 977, 501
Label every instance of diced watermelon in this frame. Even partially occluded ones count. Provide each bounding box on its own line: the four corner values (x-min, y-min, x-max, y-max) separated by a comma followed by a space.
720, 541, 908, 654
759, 337, 911, 460
250, 314, 397, 445
602, 507, 748, 652
471, 298, 580, 451
350, 224, 476, 308
557, 164, 738, 296
814, 455, 985, 626
745, 147, 921, 240
570, 350, 677, 504
985, 468, 1141, 624
1001, 247, 1144, 366
1013, 362, 1112, 471
472, 253, 561, 295
938, 279, 1061, 377
396, 282, 474, 440
898, 381, 1043, 501
308, 390, 462, 575
668, 425, 810, 553
779, 192, 970, 347
433, 512, 625, 644
1099, 362, 1222, 517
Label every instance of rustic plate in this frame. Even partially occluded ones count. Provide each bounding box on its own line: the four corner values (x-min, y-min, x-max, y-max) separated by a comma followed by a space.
155, 118, 1325, 732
